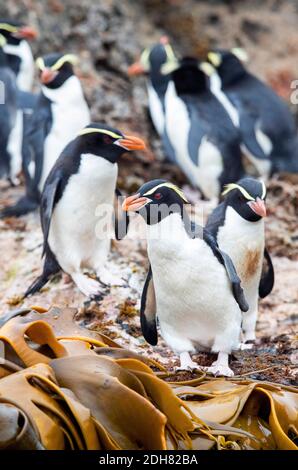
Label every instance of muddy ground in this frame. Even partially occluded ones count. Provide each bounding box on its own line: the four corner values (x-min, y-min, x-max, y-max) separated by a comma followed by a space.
0, 0, 297, 385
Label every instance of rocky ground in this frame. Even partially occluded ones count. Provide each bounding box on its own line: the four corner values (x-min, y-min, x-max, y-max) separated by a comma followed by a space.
0, 0, 297, 385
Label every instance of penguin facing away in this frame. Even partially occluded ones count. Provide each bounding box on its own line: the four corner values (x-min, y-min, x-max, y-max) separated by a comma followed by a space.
0, 19, 36, 92
25, 123, 146, 299
162, 57, 245, 199
0, 34, 17, 180
128, 37, 176, 162
123, 179, 249, 377
207, 48, 298, 176
0, 53, 90, 218
206, 177, 274, 343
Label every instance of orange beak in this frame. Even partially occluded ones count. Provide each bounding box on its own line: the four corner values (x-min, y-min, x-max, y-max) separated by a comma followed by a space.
127, 61, 146, 76
248, 197, 267, 217
118, 135, 146, 151
159, 35, 169, 45
122, 194, 150, 212
40, 68, 57, 84
15, 26, 38, 40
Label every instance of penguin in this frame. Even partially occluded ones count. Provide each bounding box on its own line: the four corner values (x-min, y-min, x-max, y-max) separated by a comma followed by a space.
0, 52, 90, 218
206, 177, 274, 343
207, 48, 298, 176
0, 19, 36, 92
0, 20, 37, 185
128, 37, 176, 162
0, 34, 17, 180
122, 179, 249, 377
24, 123, 146, 298
161, 57, 245, 199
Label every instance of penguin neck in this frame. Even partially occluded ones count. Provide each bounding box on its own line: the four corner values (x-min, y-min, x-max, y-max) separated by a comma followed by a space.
41, 75, 84, 103
225, 205, 265, 231
146, 212, 190, 247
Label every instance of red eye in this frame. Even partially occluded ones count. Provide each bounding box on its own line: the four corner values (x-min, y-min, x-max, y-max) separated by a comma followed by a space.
104, 135, 113, 144
154, 193, 162, 200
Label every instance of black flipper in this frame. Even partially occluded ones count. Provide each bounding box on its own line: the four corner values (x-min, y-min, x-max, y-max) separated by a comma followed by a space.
114, 188, 129, 240
140, 265, 158, 345
24, 249, 60, 297
40, 171, 62, 256
259, 248, 274, 298
203, 228, 249, 312
236, 99, 270, 161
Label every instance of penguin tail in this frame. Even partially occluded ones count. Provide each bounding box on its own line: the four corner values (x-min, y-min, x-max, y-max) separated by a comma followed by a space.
0, 195, 39, 219
24, 250, 60, 297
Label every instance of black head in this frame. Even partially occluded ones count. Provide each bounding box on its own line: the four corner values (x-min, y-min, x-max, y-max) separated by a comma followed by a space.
165, 57, 209, 95
207, 48, 248, 86
222, 177, 267, 222
122, 179, 189, 225
76, 123, 146, 163
36, 53, 77, 89
128, 37, 176, 93
0, 19, 37, 45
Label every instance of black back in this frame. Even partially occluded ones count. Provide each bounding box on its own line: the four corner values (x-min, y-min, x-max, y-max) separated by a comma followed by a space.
171, 58, 245, 188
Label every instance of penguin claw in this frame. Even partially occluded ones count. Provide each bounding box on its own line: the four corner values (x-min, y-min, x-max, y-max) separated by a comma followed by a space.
72, 273, 106, 298
203, 364, 234, 377
175, 362, 200, 373
97, 269, 126, 287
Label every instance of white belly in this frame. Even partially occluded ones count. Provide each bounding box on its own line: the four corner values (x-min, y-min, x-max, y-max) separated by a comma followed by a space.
164, 82, 222, 198
146, 215, 242, 353
48, 155, 117, 274
40, 94, 90, 190
217, 206, 265, 305
4, 41, 34, 92
147, 82, 165, 136
7, 109, 23, 182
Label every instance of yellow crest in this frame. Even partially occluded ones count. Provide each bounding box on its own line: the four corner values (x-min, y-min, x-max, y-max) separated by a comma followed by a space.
144, 182, 189, 203
0, 23, 18, 33
0, 34, 7, 47
207, 51, 221, 67
78, 128, 122, 139
36, 54, 78, 72
222, 181, 266, 201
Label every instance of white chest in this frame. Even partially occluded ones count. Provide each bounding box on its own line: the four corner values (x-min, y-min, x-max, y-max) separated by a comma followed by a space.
146, 215, 241, 349
49, 155, 117, 255
40, 77, 90, 189
217, 206, 265, 287
4, 40, 34, 92
164, 82, 223, 198
147, 82, 165, 136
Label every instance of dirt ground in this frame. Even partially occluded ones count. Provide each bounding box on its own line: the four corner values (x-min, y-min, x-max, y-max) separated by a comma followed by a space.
0, 172, 297, 386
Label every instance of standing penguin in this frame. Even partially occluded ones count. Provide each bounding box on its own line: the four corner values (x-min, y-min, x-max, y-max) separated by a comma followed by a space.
162, 57, 245, 199
25, 123, 146, 298
0, 34, 17, 179
123, 179, 249, 377
0, 19, 36, 92
128, 37, 176, 161
206, 177, 274, 343
0, 52, 90, 217
207, 48, 298, 176
0, 20, 37, 185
